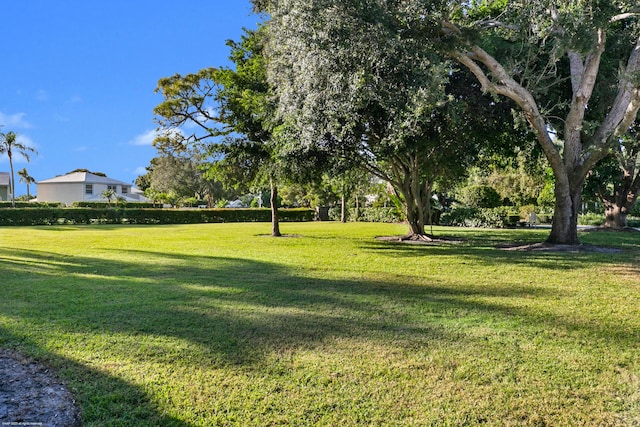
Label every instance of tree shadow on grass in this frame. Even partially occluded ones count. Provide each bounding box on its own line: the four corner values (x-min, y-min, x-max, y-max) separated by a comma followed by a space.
360, 237, 638, 271
0, 245, 638, 423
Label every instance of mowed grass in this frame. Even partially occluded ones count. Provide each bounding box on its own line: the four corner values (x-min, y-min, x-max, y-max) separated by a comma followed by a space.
1, 222, 639, 426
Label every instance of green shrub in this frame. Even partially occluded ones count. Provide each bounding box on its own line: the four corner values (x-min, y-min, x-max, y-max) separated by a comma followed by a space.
355, 207, 404, 223
0, 201, 63, 208
578, 213, 604, 226
328, 206, 405, 223
73, 201, 158, 208
460, 185, 502, 209
440, 207, 514, 228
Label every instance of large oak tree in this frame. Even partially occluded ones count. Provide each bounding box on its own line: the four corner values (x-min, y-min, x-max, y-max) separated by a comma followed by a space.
444, 1, 640, 243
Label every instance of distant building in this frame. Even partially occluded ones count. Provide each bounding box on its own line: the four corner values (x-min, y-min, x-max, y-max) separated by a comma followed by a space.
0, 172, 10, 201
37, 169, 147, 205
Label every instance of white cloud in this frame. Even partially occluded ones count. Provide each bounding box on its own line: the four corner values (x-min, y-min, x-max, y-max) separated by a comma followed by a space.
129, 129, 158, 146
129, 128, 184, 146
0, 112, 31, 129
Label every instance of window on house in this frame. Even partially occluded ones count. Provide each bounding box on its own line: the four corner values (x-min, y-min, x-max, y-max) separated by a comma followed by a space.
85, 184, 93, 194
122, 187, 129, 194
107, 185, 116, 191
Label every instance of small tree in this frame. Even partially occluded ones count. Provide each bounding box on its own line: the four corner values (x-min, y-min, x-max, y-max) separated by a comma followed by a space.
154, 27, 288, 236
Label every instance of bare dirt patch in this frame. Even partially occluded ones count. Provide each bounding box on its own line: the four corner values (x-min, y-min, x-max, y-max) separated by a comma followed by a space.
0, 349, 81, 427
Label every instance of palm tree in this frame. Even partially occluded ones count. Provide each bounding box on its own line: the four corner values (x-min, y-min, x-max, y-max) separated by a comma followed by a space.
0, 131, 37, 207
17, 167, 35, 200
101, 189, 116, 207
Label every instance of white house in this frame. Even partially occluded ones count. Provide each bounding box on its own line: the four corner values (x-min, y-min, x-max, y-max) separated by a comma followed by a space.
37, 170, 147, 205
0, 172, 11, 201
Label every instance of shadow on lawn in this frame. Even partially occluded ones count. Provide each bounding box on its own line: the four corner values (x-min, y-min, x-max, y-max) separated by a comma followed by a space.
360, 237, 637, 271
0, 244, 638, 424
0, 327, 189, 427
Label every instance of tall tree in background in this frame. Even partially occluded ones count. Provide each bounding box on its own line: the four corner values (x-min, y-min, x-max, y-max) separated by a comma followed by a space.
585, 121, 640, 228
137, 154, 227, 206
0, 130, 37, 208
17, 167, 35, 200
154, 27, 286, 236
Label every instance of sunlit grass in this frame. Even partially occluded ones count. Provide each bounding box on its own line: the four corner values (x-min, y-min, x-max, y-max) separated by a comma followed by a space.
1, 222, 639, 425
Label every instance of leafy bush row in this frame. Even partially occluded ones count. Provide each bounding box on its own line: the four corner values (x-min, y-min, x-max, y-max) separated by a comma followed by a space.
441, 207, 514, 228
0, 201, 63, 208
327, 207, 405, 223
0, 208, 314, 226
72, 201, 159, 208
441, 207, 555, 228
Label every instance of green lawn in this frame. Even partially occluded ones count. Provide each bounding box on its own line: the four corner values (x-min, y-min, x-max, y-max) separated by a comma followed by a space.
1, 222, 639, 426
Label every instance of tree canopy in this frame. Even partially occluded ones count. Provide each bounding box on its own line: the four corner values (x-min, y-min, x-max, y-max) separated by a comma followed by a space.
264, 0, 529, 237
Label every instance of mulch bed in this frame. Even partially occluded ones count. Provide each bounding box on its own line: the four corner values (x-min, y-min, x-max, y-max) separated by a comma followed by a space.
0, 349, 81, 427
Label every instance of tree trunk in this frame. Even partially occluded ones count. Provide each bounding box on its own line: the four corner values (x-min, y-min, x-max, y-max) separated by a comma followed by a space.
341, 194, 347, 223
602, 188, 639, 229
600, 162, 640, 229
546, 178, 582, 245
9, 153, 15, 208
270, 176, 281, 237
603, 202, 628, 228
354, 194, 360, 222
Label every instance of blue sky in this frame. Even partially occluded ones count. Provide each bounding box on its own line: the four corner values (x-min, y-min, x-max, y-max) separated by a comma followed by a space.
0, 0, 260, 195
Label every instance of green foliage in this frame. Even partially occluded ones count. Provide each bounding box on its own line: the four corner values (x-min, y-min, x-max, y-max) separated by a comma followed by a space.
0, 208, 314, 226
441, 206, 516, 228
328, 206, 404, 223
460, 185, 502, 208
267, 2, 528, 235
72, 202, 157, 209
140, 155, 227, 203
0, 201, 63, 208
578, 213, 605, 226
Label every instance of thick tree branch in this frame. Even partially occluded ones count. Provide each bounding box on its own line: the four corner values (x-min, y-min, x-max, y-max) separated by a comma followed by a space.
453, 46, 565, 180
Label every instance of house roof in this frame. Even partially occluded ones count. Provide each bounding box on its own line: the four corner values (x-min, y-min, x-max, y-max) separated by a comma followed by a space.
38, 171, 131, 186
0, 172, 10, 186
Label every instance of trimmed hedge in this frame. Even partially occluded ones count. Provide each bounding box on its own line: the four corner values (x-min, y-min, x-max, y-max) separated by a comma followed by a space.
72, 201, 159, 208
0, 201, 63, 208
0, 208, 314, 226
